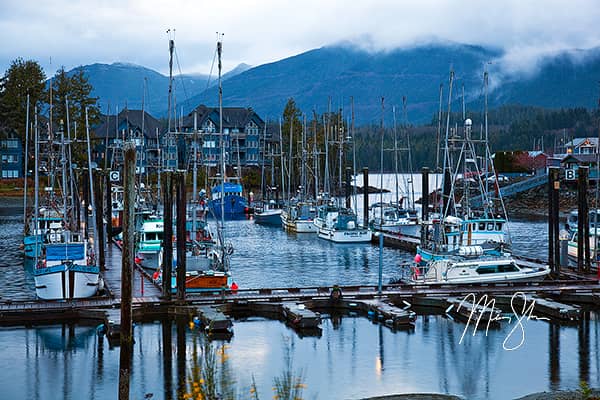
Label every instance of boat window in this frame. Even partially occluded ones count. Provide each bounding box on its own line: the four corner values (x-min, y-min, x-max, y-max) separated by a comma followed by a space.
487, 223, 494, 231
472, 223, 477, 231
496, 222, 503, 231
479, 222, 485, 230
146, 233, 156, 241
157, 233, 164, 241
476, 265, 498, 274
498, 263, 519, 273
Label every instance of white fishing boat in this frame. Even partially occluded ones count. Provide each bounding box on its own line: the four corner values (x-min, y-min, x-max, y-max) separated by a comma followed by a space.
136, 217, 164, 272
32, 114, 101, 300
281, 202, 317, 233
407, 253, 549, 284
316, 204, 370, 243
35, 228, 100, 300
412, 71, 549, 284
369, 202, 419, 236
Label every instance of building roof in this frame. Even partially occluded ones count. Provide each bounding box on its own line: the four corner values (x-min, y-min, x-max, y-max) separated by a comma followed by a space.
94, 109, 162, 139
181, 105, 264, 131
565, 137, 599, 148
561, 153, 598, 163
528, 151, 547, 158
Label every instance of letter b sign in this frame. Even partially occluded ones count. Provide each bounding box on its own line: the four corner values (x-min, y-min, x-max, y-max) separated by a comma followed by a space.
565, 169, 576, 181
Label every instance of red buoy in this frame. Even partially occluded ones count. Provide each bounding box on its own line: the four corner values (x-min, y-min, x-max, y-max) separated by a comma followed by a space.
231, 282, 239, 292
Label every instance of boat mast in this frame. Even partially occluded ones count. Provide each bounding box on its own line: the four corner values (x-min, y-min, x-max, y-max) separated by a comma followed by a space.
324, 98, 331, 197
441, 70, 454, 218
86, 108, 98, 256
192, 111, 198, 239
351, 97, 357, 215
301, 114, 307, 202
260, 122, 266, 202
380, 97, 385, 223
435, 83, 443, 211
279, 119, 285, 204
34, 111, 39, 268
217, 35, 225, 236
287, 113, 293, 202
392, 105, 399, 206
312, 110, 319, 201
403, 96, 416, 209
23, 94, 30, 231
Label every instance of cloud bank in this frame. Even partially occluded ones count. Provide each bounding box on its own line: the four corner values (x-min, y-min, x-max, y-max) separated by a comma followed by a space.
1, 0, 599, 78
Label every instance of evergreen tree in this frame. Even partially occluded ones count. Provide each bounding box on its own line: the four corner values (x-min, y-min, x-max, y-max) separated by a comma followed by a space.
0, 58, 46, 140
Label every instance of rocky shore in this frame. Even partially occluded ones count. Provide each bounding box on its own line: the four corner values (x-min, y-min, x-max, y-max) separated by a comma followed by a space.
503, 183, 598, 220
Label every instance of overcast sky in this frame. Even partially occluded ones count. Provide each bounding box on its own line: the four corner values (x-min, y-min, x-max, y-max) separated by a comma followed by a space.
1, 0, 600, 78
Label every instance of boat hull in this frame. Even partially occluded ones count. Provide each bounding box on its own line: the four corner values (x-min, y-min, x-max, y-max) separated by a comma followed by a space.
137, 249, 163, 272
171, 271, 231, 293
318, 227, 372, 243
209, 195, 248, 219
254, 209, 283, 226
34, 264, 100, 300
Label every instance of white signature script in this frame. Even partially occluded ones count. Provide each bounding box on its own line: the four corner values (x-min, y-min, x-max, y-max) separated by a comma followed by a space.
456, 292, 550, 350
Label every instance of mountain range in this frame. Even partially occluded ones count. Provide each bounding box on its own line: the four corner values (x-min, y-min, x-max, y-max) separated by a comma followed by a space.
69, 42, 600, 125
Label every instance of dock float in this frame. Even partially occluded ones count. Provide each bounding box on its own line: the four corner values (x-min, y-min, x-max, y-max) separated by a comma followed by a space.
496, 295, 581, 321
446, 296, 502, 323
371, 231, 419, 251
308, 298, 416, 327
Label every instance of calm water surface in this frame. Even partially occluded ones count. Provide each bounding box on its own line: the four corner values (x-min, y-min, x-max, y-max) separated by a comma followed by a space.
0, 187, 598, 400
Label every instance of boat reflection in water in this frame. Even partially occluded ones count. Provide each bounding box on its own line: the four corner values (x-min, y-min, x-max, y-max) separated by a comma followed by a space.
1, 309, 598, 400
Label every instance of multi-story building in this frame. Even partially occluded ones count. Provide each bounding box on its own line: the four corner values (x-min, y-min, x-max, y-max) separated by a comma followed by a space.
93, 109, 163, 174
178, 105, 266, 168
0, 128, 23, 179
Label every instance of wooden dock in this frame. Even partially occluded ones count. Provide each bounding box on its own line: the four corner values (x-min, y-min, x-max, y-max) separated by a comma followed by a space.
371, 231, 420, 251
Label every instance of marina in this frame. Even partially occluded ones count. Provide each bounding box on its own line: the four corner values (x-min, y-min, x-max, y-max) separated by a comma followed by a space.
2, 8, 600, 398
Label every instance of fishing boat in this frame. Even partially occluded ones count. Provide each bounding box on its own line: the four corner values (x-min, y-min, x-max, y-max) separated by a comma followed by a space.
370, 100, 420, 237
406, 252, 549, 284
35, 226, 100, 299
155, 35, 235, 293
208, 181, 249, 219
136, 216, 164, 272
254, 201, 283, 226
413, 71, 549, 284
369, 202, 419, 236
315, 203, 370, 243
281, 201, 317, 232
32, 114, 101, 300
567, 228, 600, 266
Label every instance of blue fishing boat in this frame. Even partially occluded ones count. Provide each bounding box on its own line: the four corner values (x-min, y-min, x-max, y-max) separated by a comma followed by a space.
208, 181, 248, 219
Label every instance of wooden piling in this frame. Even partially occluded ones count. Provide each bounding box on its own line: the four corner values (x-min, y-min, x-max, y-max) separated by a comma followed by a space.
106, 171, 113, 241
362, 167, 369, 227
421, 167, 429, 222
163, 172, 173, 300
94, 170, 106, 271
580, 167, 590, 273
176, 317, 187, 399
162, 319, 173, 400
548, 167, 557, 273
118, 142, 136, 400
577, 167, 589, 272
176, 171, 186, 301
552, 167, 560, 274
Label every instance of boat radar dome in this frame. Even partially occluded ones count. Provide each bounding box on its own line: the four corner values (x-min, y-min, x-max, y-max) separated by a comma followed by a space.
465, 118, 472, 126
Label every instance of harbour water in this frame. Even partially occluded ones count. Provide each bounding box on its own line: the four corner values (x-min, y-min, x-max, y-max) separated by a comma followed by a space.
1, 175, 599, 399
